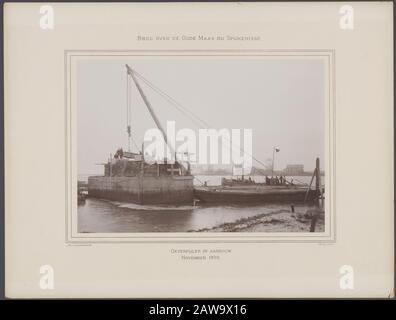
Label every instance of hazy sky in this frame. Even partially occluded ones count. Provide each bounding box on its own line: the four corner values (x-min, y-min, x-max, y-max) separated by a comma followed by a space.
77, 57, 324, 174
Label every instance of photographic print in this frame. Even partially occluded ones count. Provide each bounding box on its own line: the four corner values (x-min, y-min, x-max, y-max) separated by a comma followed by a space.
74, 53, 330, 235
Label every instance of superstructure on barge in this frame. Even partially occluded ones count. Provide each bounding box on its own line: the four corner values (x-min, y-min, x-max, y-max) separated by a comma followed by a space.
88, 152, 193, 205
88, 65, 194, 205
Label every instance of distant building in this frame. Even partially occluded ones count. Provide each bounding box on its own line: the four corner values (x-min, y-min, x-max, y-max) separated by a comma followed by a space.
250, 166, 271, 176
283, 164, 304, 175
190, 164, 233, 175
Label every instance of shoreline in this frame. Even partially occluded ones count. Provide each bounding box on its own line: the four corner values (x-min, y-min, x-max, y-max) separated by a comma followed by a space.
191, 208, 325, 233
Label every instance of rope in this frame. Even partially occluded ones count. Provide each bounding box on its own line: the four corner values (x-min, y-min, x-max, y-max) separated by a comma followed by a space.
286, 176, 325, 188
193, 175, 205, 186
126, 73, 132, 151
132, 69, 270, 170
126, 73, 129, 150
129, 69, 326, 189
133, 70, 209, 129
130, 136, 140, 152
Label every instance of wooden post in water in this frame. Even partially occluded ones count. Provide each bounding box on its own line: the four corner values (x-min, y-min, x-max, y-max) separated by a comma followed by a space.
315, 157, 324, 208
304, 169, 316, 203
310, 212, 318, 232
315, 158, 320, 205
109, 153, 112, 177
141, 142, 145, 174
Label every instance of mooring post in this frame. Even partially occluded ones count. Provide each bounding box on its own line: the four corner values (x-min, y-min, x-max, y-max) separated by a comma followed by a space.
304, 169, 316, 203
310, 212, 318, 232
109, 153, 112, 177
141, 142, 145, 174
315, 158, 321, 205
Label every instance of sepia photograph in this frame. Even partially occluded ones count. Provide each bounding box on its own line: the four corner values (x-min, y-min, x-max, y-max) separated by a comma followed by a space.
76, 55, 327, 233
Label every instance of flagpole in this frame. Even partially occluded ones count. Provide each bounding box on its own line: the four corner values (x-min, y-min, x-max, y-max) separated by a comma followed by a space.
272, 147, 275, 177
272, 147, 279, 176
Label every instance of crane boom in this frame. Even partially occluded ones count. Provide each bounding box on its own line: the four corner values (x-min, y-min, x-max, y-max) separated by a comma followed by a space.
126, 64, 176, 158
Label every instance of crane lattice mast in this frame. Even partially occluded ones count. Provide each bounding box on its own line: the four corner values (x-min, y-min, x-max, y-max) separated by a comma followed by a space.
126, 70, 132, 152
126, 64, 176, 158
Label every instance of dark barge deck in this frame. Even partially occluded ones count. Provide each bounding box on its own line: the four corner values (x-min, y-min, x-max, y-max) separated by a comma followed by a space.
194, 185, 323, 204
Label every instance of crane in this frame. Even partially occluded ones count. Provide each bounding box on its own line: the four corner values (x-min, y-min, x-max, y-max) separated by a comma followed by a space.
125, 64, 176, 161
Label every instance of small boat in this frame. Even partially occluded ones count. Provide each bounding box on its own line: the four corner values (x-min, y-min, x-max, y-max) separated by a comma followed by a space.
77, 180, 88, 204
221, 175, 289, 187
194, 185, 322, 205
78, 193, 86, 205
221, 177, 259, 187
196, 159, 324, 205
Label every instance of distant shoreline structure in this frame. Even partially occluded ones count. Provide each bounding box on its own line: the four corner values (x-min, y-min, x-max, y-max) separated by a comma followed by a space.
190, 164, 325, 177
78, 170, 325, 179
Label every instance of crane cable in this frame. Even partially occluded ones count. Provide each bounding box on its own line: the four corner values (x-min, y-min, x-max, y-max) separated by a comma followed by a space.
133, 70, 209, 129
132, 70, 270, 170
126, 73, 143, 153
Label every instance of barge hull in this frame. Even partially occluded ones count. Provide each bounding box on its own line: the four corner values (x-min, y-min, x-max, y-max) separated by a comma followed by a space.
88, 175, 193, 205
194, 187, 320, 204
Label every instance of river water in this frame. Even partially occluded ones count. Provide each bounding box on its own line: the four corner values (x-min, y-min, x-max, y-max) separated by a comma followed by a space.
77, 175, 323, 233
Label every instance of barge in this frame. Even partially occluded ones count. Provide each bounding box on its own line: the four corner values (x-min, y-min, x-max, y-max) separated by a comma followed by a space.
194, 185, 321, 204
87, 65, 194, 205
88, 153, 193, 205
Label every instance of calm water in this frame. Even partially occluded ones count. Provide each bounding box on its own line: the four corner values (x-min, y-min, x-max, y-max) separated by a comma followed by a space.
78, 175, 324, 233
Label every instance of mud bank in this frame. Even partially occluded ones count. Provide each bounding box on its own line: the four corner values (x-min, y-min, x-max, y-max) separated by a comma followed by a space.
192, 209, 325, 232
